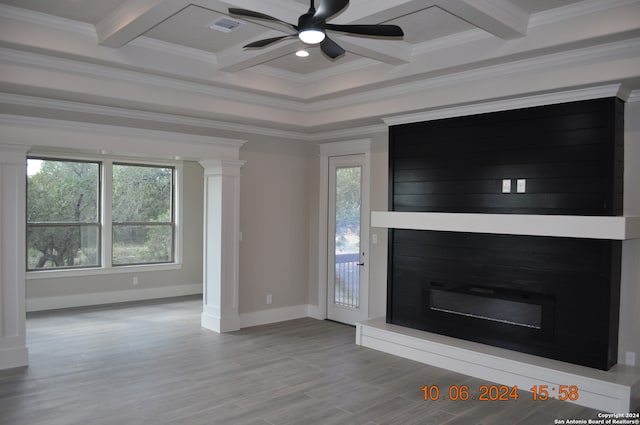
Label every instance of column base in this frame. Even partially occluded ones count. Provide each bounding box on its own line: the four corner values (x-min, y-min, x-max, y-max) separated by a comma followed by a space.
201, 311, 240, 333
0, 346, 28, 370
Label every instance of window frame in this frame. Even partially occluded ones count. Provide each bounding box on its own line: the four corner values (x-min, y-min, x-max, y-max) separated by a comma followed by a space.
26, 153, 183, 278
111, 162, 176, 267
26, 157, 102, 271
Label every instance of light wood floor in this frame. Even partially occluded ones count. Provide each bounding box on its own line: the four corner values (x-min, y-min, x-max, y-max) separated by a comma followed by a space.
0, 296, 602, 425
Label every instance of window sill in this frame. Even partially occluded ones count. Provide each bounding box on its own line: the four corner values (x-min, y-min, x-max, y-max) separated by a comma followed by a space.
26, 263, 183, 280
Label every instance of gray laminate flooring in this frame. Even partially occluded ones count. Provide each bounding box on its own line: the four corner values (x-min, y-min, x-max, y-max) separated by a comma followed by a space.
0, 296, 602, 425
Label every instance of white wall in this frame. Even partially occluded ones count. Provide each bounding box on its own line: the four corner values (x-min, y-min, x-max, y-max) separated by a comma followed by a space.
368, 131, 390, 319
619, 99, 640, 364
238, 138, 314, 315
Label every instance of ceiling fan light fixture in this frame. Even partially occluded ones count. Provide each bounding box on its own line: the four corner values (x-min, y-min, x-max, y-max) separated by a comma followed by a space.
299, 29, 325, 44
296, 49, 310, 57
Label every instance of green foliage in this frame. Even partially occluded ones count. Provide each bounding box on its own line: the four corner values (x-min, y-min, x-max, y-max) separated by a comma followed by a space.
27, 160, 99, 269
335, 166, 361, 253
111, 165, 173, 265
335, 166, 361, 232
112, 164, 172, 222
27, 160, 98, 223
27, 160, 174, 270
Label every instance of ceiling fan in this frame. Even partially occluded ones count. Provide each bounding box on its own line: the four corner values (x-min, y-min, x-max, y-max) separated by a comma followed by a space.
229, 0, 404, 59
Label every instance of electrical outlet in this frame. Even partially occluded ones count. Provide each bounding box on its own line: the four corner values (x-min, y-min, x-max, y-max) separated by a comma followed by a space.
266, 294, 273, 305
502, 179, 512, 193
132, 276, 139, 285
372, 233, 378, 244
625, 351, 636, 366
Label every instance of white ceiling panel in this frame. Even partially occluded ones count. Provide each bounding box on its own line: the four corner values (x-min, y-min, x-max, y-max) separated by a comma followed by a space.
144, 5, 271, 53
387, 6, 476, 45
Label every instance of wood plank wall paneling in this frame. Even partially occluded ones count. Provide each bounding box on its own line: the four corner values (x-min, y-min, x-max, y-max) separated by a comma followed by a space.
386, 98, 624, 370
389, 98, 624, 215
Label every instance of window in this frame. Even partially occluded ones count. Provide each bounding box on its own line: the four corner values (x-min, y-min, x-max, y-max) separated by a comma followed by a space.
27, 159, 101, 270
112, 164, 174, 265
27, 157, 178, 272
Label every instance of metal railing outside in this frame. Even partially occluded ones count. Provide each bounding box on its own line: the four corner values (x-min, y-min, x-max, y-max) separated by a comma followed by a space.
334, 252, 360, 308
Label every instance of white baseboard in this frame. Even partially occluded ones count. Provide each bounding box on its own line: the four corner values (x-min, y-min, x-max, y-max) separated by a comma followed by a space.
0, 346, 28, 370
26, 284, 202, 312
306, 304, 325, 320
239, 304, 313, 328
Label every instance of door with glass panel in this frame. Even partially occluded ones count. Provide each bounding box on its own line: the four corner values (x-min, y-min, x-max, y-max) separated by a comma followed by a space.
327, 155, 369, 325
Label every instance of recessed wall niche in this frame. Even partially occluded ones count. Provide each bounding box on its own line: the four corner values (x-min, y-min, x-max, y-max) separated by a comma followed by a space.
386, 98, 624, 370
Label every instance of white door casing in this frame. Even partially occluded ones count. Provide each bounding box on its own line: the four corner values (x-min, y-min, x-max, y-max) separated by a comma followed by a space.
318, 140, 371, 325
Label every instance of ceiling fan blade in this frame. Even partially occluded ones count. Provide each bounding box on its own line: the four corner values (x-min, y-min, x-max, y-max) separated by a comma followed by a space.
325, 23, 404, 37
244, 35, 293, 48
229, 8, 297, 31
320, 36, 345, 59
314, 0, 349, 21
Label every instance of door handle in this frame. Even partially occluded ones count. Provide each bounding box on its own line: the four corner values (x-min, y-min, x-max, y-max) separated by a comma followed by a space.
358, 262, 364, 266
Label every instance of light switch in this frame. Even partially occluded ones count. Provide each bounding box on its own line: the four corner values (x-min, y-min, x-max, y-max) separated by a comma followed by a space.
517, 179, 526, 193
502, 179, 512, 193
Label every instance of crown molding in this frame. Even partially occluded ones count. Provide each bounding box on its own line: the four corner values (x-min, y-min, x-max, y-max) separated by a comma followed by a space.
0, 113, 247, 149
307, 36, 640, 113
0, 47, 304, 112
0, 3, 95, 36
529, 0, 640, 28
307, 124, 387, 142
0, 93, 311, 141
382, 84, 624, 126
252, 57, 379, 84
627, 90, 640, 103
0, 92, 391, 142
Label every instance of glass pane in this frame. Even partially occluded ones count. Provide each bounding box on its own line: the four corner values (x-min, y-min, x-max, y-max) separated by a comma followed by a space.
27, 225, 99, 270
113, 224, 173, 265
334, 166, 361, 308
112, 164, 173, 222
27, 159, 99, 222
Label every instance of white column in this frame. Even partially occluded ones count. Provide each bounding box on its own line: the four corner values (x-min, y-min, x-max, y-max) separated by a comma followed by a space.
199, 159, 245, 332
0, 144, 29, 370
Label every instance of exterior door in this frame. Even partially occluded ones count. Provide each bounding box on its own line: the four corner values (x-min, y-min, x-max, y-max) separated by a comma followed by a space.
327, 154, 369, 325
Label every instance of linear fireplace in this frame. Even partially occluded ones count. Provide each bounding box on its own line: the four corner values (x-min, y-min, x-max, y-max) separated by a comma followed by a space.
386, 97, 624, 371
428, 283, 550, 331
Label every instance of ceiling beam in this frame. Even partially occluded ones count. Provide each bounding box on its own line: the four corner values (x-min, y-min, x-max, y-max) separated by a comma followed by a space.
441, 0, 529, 40
95, 0, 190, 48
329, 0, 437, 24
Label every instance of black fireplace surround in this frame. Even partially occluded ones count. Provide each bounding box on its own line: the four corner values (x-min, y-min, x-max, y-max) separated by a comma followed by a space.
386, 98, 624, 370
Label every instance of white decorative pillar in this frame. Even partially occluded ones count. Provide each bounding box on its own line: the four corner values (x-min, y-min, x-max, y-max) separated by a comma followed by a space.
0, 144, 29, 370
199, 159, 245, 332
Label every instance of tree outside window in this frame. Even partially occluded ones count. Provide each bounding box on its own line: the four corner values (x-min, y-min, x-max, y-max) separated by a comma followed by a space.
26, 158, 176, 271
112, 164, 174, 265
26, 158, 100, 270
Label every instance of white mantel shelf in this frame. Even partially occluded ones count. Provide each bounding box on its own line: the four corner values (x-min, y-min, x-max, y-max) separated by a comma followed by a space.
371, 211, 640, 240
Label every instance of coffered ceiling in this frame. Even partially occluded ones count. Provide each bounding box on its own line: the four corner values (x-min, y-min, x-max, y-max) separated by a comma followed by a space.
0, 0, 639, 137
0, 0, 585, 75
